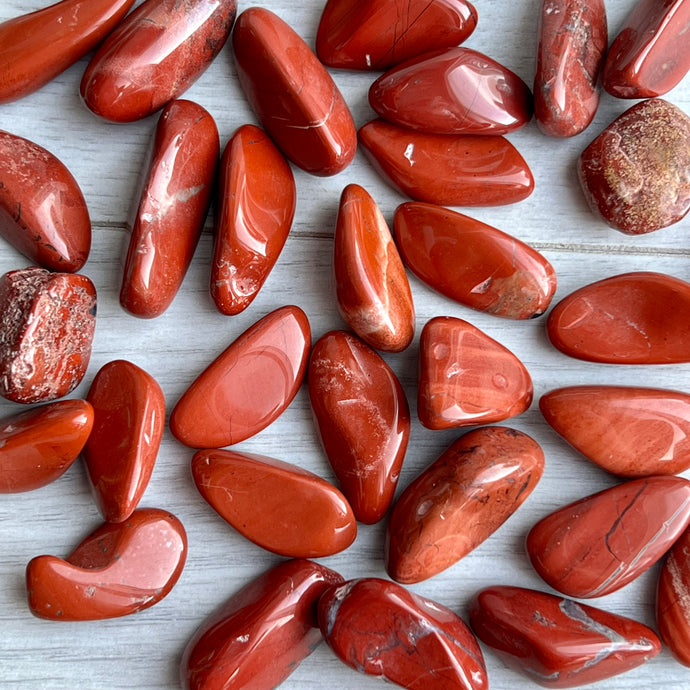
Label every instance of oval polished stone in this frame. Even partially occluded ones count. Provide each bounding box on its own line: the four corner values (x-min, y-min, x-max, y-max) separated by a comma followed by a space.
318, 577, 488, 690
578, 98, 690, 234
181, 559, 344, 690
386, 427, 544, 584
191, 449, 357, 557
394, 202, 556, 319
526, 475, 690, 598
547, 272, 690, 364
540, 385, 690, 477
0, 267, 97, 404
308, 330, 410, 524
170, 305, 310, 448
211, 124, 296, 316
334, 185, 414, 352
359, 119, 534, 206
0, 400, 94, 493
80, 0, 237, 122
26, 508, 187, 620
534, 0, 607, 137
316, 0, 477, 71
369, 47, 533, 136
0, 0, 135, 104
120, 99, 218, 318
232, 7, 357, 176
418, 316, 533, 430
84, 360, 165, 523
0, 129, 91, 272
470, 585, 661, 688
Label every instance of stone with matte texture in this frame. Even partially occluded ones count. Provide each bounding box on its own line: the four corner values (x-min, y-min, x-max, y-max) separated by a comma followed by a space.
181, 559, 344, 690
526, 475, 690, 598
308, 330, 410, 524
26, 508, 187, 620
211, 124, 296, 316
80, 0, 236, 122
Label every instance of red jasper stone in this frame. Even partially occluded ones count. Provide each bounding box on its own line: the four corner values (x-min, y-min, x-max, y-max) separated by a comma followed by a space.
316, 0, 477, 71
0, 0, 135, 104
603, 0, 690, 99
211, 124, 296, 316
83, 360, 165, 523
386, 426, 544, 584
0, 130, 91, 272
547, 272, 690, 364
308, 330, 410, 524
181, 559, 344, 690
578, 98, 690, 234
469, 585, 661, 687
80, 0, 236, 122
0, 267, 96, 404
232, 7, 357, 177
334, 185, 414, 352
359, 119, 534, 206
526, 475, 690, 598
191, 449, 357, 558
26, 508, 187, 620
170, 305, 310, 448
0, 400, 93, 493
120, 99, 219, 318
318, 577, 488, 690
540, 385, 690, 477
534, 0, 607, 137
418, 316, 533, 430
394, 202, 556, 319
369, 47, 533, 136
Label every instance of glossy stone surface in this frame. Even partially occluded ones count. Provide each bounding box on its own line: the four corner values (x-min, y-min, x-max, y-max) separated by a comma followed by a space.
541, 385, 690, 477
26, 508, 187, 621
120, 100, 218, 318
526, 475, 690, 598
316, 0, 477, 71
308, 330, 410, 524
394, 202, 556, 319
359, 119, 534, 206
418, 316, 533, 429
0, 129, 90, 272
534, 0, 607, 137
334, 185, 414, 352
0, 267, 96, 404
211, 124, 296, 316
470, 585, 661, 687
603, 0, 690, 98
0, 0, 135, 104
547, 272, 690, 364
191, 449, 357, 557
181, 559, 344, 690
369, 47, 533, 135
232, 7, 356, 176
0, 400, 93, 493
578, 98, 690, 234
170, 305, 310, 448
80, 0, 236, 122
318, 577, 488, 690
84, 360, 165, 523
386, 427, 544, 583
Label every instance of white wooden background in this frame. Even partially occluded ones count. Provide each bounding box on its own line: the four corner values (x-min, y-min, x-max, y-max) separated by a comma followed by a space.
1, 1, 690, 688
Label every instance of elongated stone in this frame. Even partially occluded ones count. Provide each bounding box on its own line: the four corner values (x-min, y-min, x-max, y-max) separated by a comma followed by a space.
526, 475, 690, 598
308, 331, 410, 524
359, 119, 534, 206
192, 449, 357, 557
470, 585, 661, 688
170, 305, 310, 448
181, 559, 344, 690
